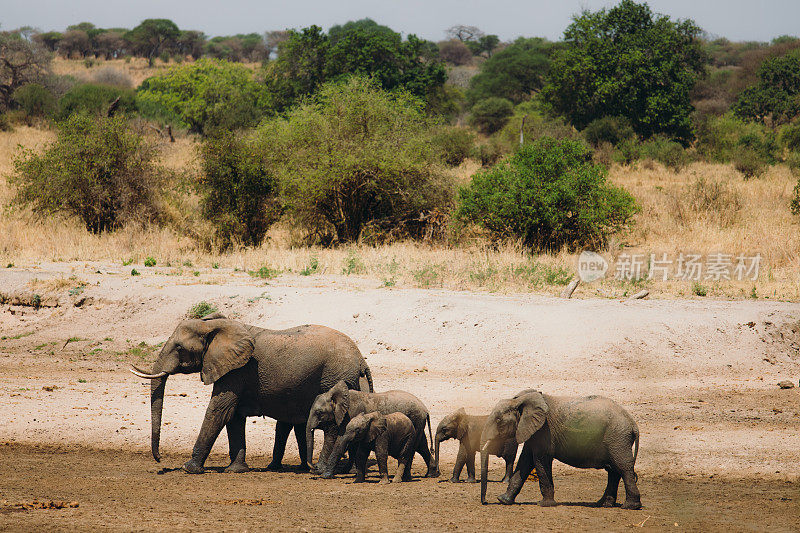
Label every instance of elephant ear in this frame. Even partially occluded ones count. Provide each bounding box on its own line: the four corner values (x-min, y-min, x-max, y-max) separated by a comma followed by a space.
368, 414, 388, 442
515, 391, 549, 444
199, 319, 255, 385
455, 408, 468, 441
330, 381, 351, 425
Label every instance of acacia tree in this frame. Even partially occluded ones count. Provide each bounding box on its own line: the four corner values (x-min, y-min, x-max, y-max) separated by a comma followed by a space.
263, 76, 453, 243
734, 50, 800, 124
125, 19, 180, 65
543, 0, 707, 143
0, 31, 51, 110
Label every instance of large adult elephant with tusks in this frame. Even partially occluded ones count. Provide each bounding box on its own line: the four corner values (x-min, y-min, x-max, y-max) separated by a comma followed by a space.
130, 313, 373, 474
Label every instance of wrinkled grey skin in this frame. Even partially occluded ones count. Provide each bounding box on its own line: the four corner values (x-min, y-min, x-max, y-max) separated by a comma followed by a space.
434, 407, 517, 484
132, 314, 373, 474
480, 390, 641, 510
307, 381, 436, 479
328, 411, 416, 483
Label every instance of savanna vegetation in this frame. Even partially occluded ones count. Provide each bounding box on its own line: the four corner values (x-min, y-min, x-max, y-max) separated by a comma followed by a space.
1, 0, 800, 299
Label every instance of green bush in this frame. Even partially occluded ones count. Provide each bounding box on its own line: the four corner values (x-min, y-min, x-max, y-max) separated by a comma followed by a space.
12, 84, 57, 119
468, 97, 514, 134
788, 151, 800, 176
582, 116, 636, 147
696, 114, 779, 163
733, 147, 767, 179
612, 138, 641, 166
144, 257, 156, 267
137, 59, 272, 135
791, 176, 800, 215
472, 139, 504, 167
431, 126, 475, 167
639, 136, 691, 172
187, 301, 218, 318
10, 114, 166, 233
780, 121, 800, 152
0, 113, 12, 132
57, 83, 136, 120
263, 76, 454, 244
458, 138, 639, 250
198, 131, 281, 248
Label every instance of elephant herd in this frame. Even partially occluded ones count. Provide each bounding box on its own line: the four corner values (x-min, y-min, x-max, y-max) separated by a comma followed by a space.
130, 315, 642, 510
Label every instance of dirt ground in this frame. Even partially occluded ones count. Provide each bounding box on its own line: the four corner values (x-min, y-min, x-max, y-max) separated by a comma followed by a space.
1, 262, 799, 531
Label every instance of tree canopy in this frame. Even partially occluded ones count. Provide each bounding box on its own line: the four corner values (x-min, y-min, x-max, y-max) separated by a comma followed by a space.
263, 24, 445, 112
733, 50, 800, 125
542, 0, 707, 142
467, 37, 555, 105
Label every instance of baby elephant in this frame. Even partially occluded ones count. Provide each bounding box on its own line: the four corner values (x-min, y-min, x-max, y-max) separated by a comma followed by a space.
434, 407, 517, 483
329, 411, 416, 483
480, 389, 641, 510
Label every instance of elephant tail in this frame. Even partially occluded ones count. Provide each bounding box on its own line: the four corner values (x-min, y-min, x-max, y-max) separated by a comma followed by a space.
631, 426, 640, 483
359, 361, 374, 392
426, 413, 434, 454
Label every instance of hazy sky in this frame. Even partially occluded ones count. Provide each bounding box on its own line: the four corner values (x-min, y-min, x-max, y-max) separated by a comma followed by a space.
2, 0, 798, 42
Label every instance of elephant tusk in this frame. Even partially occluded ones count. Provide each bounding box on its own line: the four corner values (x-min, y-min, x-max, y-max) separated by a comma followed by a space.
481, 441, 491, 453
129, 366, 168, 379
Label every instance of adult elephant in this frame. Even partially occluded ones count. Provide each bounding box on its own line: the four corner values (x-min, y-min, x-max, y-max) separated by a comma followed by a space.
130, 313, 373, 474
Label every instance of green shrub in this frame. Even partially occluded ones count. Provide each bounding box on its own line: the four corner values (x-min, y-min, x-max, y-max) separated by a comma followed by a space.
130, 268, 140, 276
0, 113, 12, 132
458, 138, 639, 250
198, 131, 281, 248
692, 282, 708, 296
468, 97, 514, 134
12, 84, 57, 119
788, 151, 800, 176
432, 126, 475, 167
57, 83, 137, 120
780, 121, 800, 152
137, 59, 271, 135
582, 116, 635, 147
264, 76, 454, 244
300, 257, 319, 276
791, 177, 800, 215
144, 257, 156, 267
733, 147, 767, 179
696, 114, 779, 163
249, 266, 280, 279
187, 301, 218, 318
10, 114, 166, 233
472, 140, 504, 167
639, 136, 691, 172
612, 138, 641, 166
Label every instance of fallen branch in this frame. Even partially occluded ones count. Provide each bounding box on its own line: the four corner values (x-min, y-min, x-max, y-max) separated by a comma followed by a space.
560, 279, 580, 299
627, 289, 649, 300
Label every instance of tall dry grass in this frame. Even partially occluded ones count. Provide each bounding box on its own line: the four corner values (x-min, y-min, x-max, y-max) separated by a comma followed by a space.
1, 126, 798, 299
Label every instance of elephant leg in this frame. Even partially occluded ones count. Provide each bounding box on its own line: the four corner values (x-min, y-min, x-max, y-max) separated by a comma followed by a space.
596, 467, 621, 507
293, 423, 310, 471
501, 453, 515, 484
313, 429, 338, 473
620, 468, 642, 509
535, 456, 556, 507
498, 441, 534, 505
376, 452, 390, 484
465, 450, 478, 483
610, 440, 641, 510
184, 384, 240, 474
415, 430, 436, 477
266, 421, 292, 471
223, 414, 249, 473
450, 443, 468, 482
354, 447, 369, 483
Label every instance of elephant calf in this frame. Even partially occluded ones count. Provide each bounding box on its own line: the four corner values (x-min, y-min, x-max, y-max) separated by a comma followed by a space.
307, 381, 436, 480
480, 389, 641, 510
326, 411, 416, 483
434, 407, 517, 483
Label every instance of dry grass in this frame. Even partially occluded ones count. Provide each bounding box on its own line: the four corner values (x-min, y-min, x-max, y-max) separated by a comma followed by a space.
1, 127, 798, 300
51, 57, 260, 87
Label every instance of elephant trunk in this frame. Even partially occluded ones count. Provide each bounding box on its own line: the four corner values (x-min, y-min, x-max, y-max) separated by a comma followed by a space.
150, 374, 166, 462
306, 421, 315, 468
480, 442, 490, 504
433, 435, 442, 476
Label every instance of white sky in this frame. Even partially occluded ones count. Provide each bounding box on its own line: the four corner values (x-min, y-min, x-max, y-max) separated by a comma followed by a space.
1, 0, 797, 42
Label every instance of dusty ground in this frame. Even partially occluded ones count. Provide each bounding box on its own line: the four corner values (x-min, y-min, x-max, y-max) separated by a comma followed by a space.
1, 263, 799, 531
